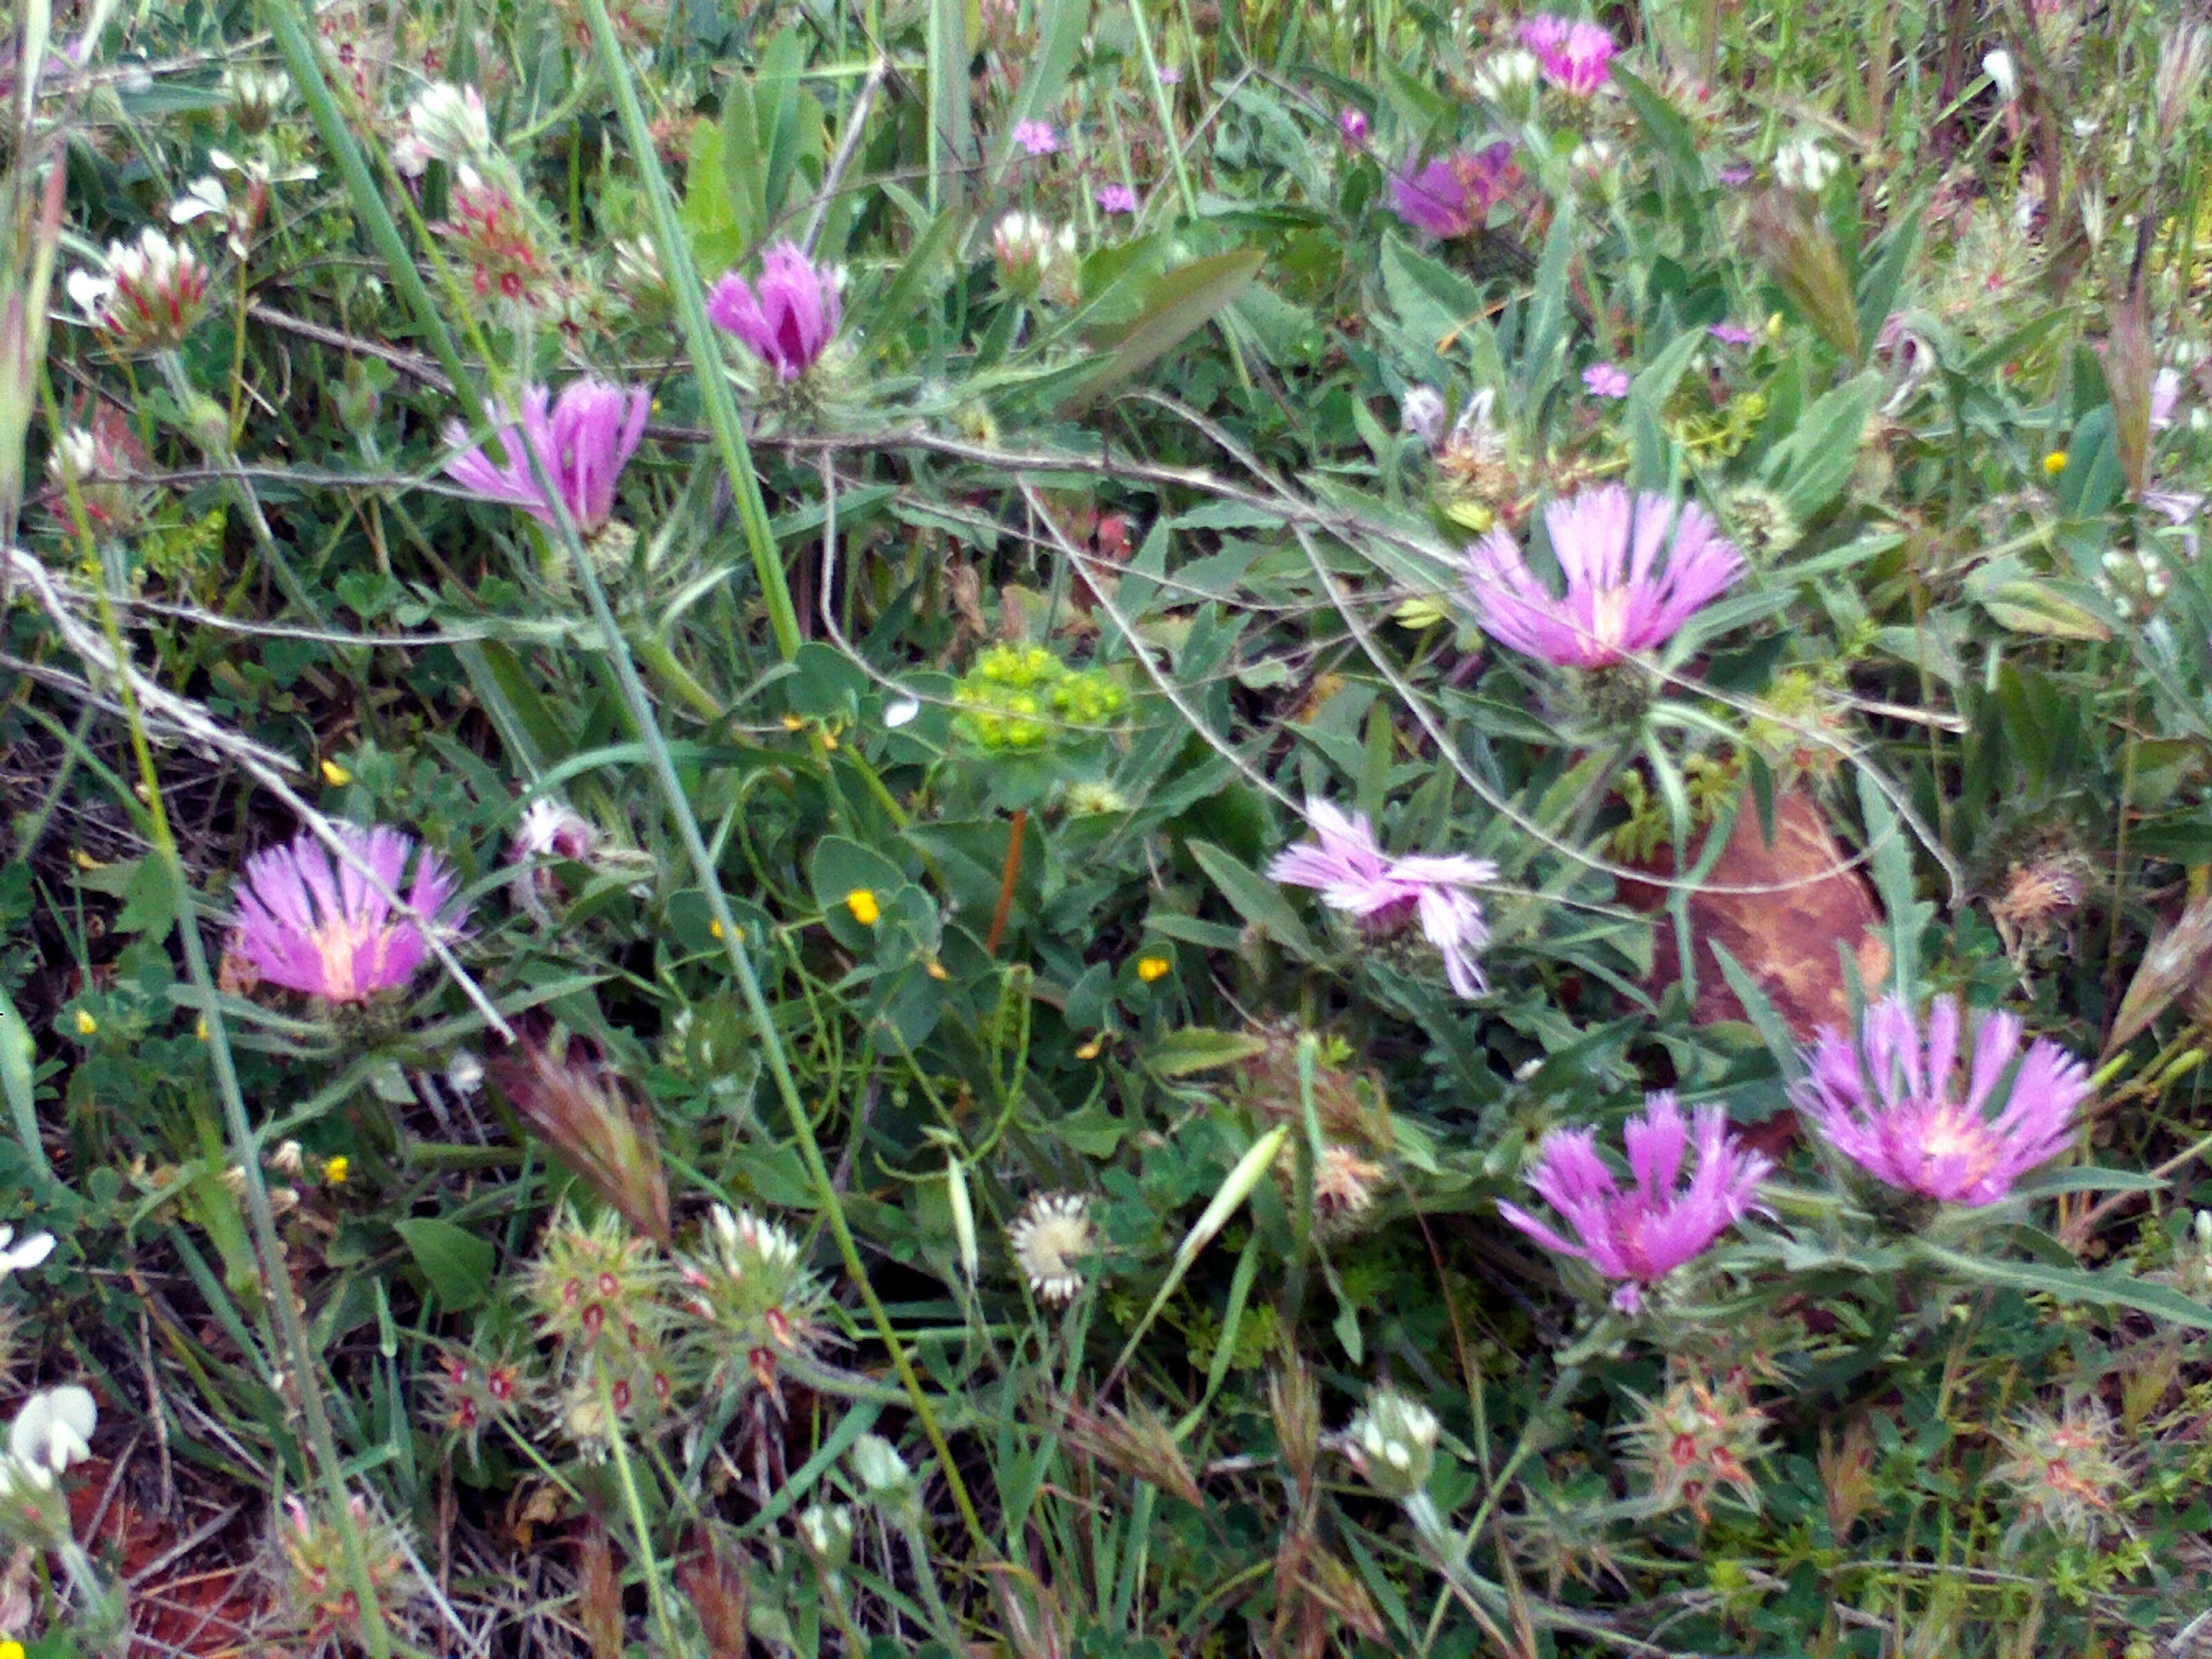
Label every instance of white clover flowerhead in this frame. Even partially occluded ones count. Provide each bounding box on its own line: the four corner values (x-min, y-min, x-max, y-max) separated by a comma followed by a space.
221, 65, 292, 133
45, 429, 97, 487
1008, 1192, 1096, 1304
395, 82, 496, 177
1773, 138, 1839, 196
0, 1228, 54, 1278
71, 229, 210, 350
1471, 47, 1542, 115
10, 1386, 95, 1474
991, 212, 1080, 304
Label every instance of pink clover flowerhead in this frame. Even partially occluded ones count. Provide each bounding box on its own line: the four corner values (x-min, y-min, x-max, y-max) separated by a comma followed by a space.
1519, 14, 1617, 96
1499, 1092, 1771, 1313
1095, 183, 1138, 214
442, 379, 650, 536
232, 825, 467, 1004
1461, 484, 1745, 668
1791, 994, 2091, 1207
1011, 119, 1060, 156
1389, 142, 1519, 239
707, 241, 842, 382
1582, 362, 1631, 398
1266, 798, 1498, 997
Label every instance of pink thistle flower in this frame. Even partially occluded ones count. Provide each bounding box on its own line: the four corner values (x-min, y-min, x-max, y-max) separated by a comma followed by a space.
232, 825, 466, 1003
442, 379, 650, 536
1519, 14, 1617, 96
1266, 798, 1499, 997
1095, 183, 1138, 213
1582, 362, 1631, 397
1011, 119, 1060, 156
1389, 142, 1520, 239
706, 241, 841, 382
1461, 485, 1745, 668
1499, 1093, 1771, 1313
1792, 994, 2091, 1207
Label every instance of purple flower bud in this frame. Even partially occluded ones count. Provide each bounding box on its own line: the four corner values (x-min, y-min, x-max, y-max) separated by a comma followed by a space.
706, 241, 841, 382
442, 379, 651, 534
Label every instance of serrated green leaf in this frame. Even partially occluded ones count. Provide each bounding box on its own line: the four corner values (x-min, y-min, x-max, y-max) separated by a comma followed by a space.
1915, 1239, 2212, 1331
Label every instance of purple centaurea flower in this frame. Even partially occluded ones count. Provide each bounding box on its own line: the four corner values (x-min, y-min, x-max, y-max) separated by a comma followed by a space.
1011, 119, 1060, 156
1582, 362, 1631, 397
1792, 994, 2090, 1207
442, 379, 650, 536
1707, 322, 1757, 346
1519, 15, 1617, 96
708, 241, 842, 382
1462, 485, 1745, 667
233, 825, 465, 1003
1095, 183, 1137, 214
1389, 142, 1519, 239
1267, 797, 1499, 997
1499, 1093, 1771, 1312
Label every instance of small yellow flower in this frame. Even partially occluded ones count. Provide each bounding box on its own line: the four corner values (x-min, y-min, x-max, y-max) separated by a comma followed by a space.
2043, 450, 2068, 476
845, 888, 881, 926
820, 729, 839, 751
70, 849, 103, 870
925, 959, 950, 981
1075, 1036, 1104, 1060
320, 758, 353, 786
196, 1015, 209, 1042
74, 1009, 97, 1037
781, 714, 806, 731
1136, 955, 1171, 983
4, 1638, 29, 1659
709, 919, 723, 939
323, 1155, 350, 1186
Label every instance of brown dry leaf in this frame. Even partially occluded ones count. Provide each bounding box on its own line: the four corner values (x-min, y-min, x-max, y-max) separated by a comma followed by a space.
1623, 782, 1889, 1043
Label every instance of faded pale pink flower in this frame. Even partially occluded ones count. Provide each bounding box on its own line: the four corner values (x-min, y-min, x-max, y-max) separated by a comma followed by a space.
2152, 366, 2183, 431
1499, 1093, 1770, 1312
1462, 485, 1745, 667
1582, 362, 1631, 397
1389, 142, 1519, 239
1519, 15, 1616, 96
1011, 119, 1060, 156
1716, 161, 1754, 187
1707, 322, 1757, 346
233, 825, 466, 1003
707, 241, 841, 382
442, 379, 650, 535
1792, 994, 2090, 1207
509, 799, 600, 923
1267, 798, 1498, 997
1094, 183, 1137, 214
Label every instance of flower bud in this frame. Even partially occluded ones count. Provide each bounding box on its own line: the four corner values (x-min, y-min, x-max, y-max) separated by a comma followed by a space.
1342, 1387, 1439, 1502
222, 66, 292, 133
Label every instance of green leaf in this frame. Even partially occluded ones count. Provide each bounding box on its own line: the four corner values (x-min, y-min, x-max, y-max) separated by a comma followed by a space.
1147, 1029, 1272, 1078
1187, 840, 1319, 961
0, 984, 47, 1182
393, 1217, 496, 1311
1914, 1239, 2212, 1332
114, 853, 182, 941
1062, 249, 1265, 409
2005, 1165, 2169, 1199
1968, 574, 2114, 641
1761, 371, 1882, 521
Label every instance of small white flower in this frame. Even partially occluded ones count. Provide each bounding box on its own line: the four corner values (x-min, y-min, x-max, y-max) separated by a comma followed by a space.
1773, 138, 1839, 196
0, 1228, 54, 1276
1007, 1192, 1096, 1304
885, 695, 921, 728
396, 82, 496, 178
1983, 48, 2018, 102
169, 176, 229, 227
1400, 386, 1447, 444
10, 1386, 95, 1474
1471, 48, 1541, 114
